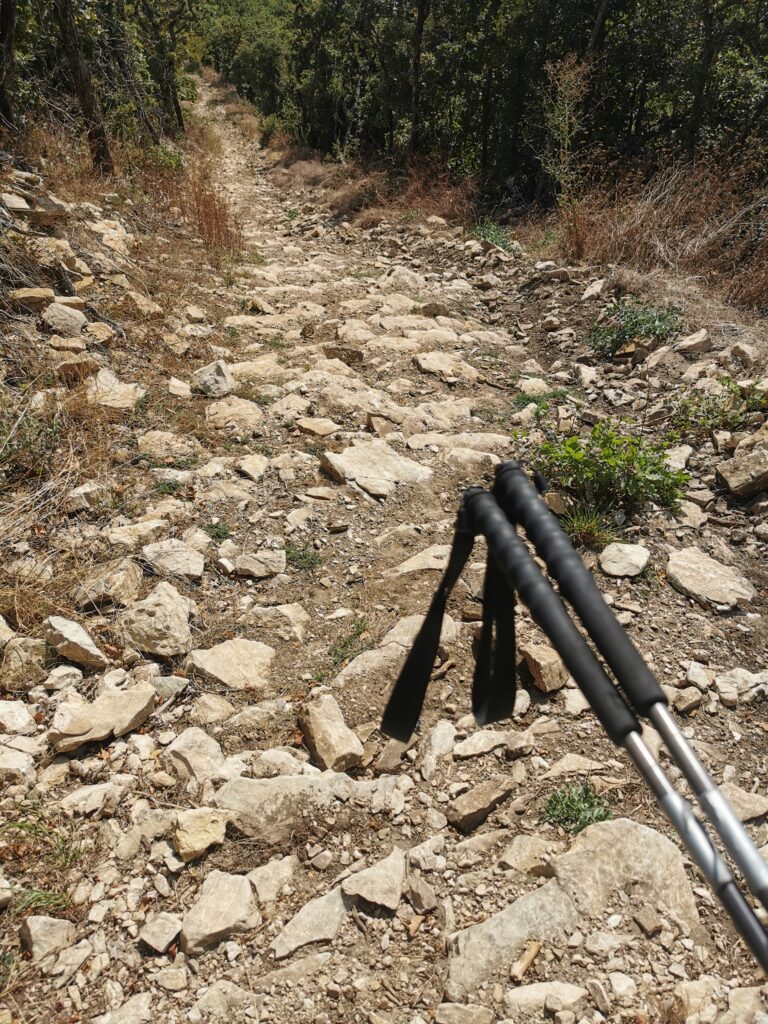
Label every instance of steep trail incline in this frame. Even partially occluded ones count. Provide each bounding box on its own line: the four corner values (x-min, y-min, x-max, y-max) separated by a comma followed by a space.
1, 81, 767, 1024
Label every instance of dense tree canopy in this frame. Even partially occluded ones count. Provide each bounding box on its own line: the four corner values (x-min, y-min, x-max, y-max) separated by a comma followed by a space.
0, 1, 766, 196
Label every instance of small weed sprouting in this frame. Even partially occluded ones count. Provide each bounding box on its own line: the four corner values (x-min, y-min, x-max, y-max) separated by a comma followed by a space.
204, 521, 230, 540
12, 887, 70, 916
285, 207, 299, 222
266, 336, 286, 351
154, 479, 183, 495
559, 502, 617, 549
285, 543, 322, 571
472, 217, 519, 253
513, 389, 567, 421
544, 782, 612, 834
538, 422, 689, 514
669, 376, 767, 440
588, 301, 682, 360
1, 802, 83, 870
329, 616, 371, 668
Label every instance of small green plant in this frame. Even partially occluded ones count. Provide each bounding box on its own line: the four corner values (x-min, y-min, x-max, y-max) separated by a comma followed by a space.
588, 300, 682, 360
669, 376, 767, 440
266, 335, 286, 350
1, 802, 83, 869
285, 207, 299, 222
12, 887, 70, 915
472, 217, 518, 253
513, 389, 567, 421
559, 502, 617, 548
329, 616, 371, 668
544, 782, 611, 834
538, 422, 689, 513
204, 521, 230, 540
285, 542, 322, 571
154, 479, 183, 495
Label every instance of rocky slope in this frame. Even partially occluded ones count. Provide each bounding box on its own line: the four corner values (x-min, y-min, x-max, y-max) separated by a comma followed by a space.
0, 84, 767, 1024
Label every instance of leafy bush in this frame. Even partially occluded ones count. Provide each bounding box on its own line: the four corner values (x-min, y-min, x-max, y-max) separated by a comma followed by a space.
669, 376, 767, 439
472, 217, 519, 253
538, 421, 689, 513
204, 521, 230, 540
285, 543, 322, 570
588, 301, 682, 359
544, 782, 611, 834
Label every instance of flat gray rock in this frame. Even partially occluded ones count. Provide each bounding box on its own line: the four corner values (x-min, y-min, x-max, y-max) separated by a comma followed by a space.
321, 440, 432, 498
341, 847, 405, 910
299, 693, 363, 771
186, 638, 275, 691
666, 546, 755, 609
599, 542, 650, 577
181, 870, 260, 954
270, 886, 348, 960
118, 582, 196, 656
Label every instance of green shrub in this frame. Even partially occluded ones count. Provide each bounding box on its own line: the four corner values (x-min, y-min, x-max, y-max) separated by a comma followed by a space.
204, 521, 230, 540
544, 782, 612, 834
559, 502, 617, 548
669, 376, 767, 440
538, 421, 689, 513
472, 217, 520, 253
285, 543, 322, 570
588, 301, 682, 359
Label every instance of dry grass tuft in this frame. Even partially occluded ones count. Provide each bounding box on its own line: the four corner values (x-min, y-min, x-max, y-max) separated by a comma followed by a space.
560, 157, 768, 312
182, 164, 243, 261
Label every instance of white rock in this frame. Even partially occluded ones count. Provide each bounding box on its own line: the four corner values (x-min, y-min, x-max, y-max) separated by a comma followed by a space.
186, 638, 275, 691
91, 992, 153, 1024
165, 727, 225, 784
118, 582, 196, 656
191, 359, 233, 397
247, 856, 297, 904
138, 912, 182, 954
299, 693, 363, 771
235, 549, 287, 578
599, 542, 650, 577
270, 886, 347, 960
0, 700, 36, 735
20, 915, 76, 962
87, 369, 146, 411
181, 871, 260, 955
42, 301, 86, 336
321, 440, 431, 498
206, 396, 264, 433
174, 808, 229, 861
44, 616, 108, 668
341, 848, 405, 910
142, 539, 205, 580
666, 546, 756, 609
49, 681, 155, 752
504, 981, 588, 1015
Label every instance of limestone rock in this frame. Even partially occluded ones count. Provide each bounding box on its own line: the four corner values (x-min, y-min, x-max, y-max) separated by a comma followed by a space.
165, 727, 225, 784
520, 642, 568, 692
235, 550, 287, 579
142, 539, 205, 581
118, 582, 195, 656
139, 912, 182, 954
413, 351, 480, 383
91, 993, 153, 1024
49, 680, 155, 752
191, 359, 233, 397
717, 448, 768, 499
44, 615, 108, 669
107, 518, 169, 552
247, 855, 297, 903
666, 546, 755, 609
181, 870, 260, 954
42, 301, 86, 336
504, 982, 588, 1016
435, 1006, 493, 1024
0, 637, 49, 688
271, 886, 347, 960
0, 700, 36, 735
137, 429, 202, 464
299, 693, 363, 771
599, 542, 650, 577
248, 603, 309, 641
342, 848, 405, 910
446, 776, 515, 834
74, 559, 143, 609
87, 369, 146, 411
321, 440, 431, 498
720, 782, 768, 822
174, 808, 229, 861
206, 396, 264, 433
186, 638, 275, 691
19, 915, 76, 962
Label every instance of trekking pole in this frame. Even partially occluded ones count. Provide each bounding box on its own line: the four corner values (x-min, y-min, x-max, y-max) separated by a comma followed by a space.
380, 486, 768, 972
493, 461, 768, 917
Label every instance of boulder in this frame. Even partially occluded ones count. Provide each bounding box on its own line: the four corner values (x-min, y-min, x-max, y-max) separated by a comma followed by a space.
270, 886, 348, 960
19, 915, 76, 962
299, 693, 363, 771
118, 582, 196, 656
41, 301, 86, 336
186, 638, 275, 691
44, 615, 108, 669
142, 539, 205, 581
321, 440, 431, 498
341, 848, 405, 911
181, 871, 261, 954
599, 542, 650, 577
717, 448, 768, 499
191, 360, 233, 397
205, 396, 264, 433
49, 680, 156, 752
666, 547, 755, 609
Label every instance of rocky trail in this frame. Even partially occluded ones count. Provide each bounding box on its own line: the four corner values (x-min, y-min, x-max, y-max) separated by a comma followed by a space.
0, 82, 767, 1024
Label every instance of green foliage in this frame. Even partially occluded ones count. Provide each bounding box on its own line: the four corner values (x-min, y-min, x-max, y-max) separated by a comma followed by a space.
513, 389, 567, 420
0, 394, 62, 487
285, 542, 322, 570
588, 301, 682, 360
204, 521, 230, 540
544, 782, 612, 834
154, 479, 183, 495
12, 887, 70, 916
669, 377, 768, 440
1, 805, 83, 870
538, 422, 689, 513
472, 217, 517, 252
559, 502, 617, 549
329, 616, 370, 668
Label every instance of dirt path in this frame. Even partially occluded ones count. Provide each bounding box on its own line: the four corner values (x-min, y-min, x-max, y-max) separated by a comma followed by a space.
2, 80, 767, 1024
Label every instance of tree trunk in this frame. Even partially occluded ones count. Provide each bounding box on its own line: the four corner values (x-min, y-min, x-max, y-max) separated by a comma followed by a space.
0, 0, 16, 129
585, 0, 611, 58
409, 0, 431, 155
53, 0, 115, 173
687, 0, 716, 157
97, 0, 160, 143
480, 0, 502, 177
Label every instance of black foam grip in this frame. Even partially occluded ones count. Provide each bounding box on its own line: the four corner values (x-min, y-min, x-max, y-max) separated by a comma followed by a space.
465, 491, 639, 746
494, 462, 668, 718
